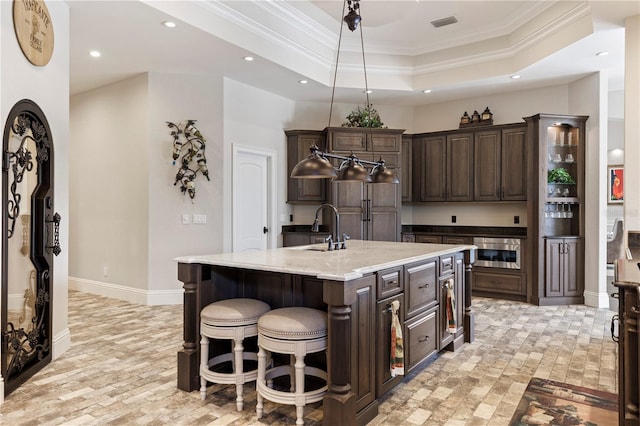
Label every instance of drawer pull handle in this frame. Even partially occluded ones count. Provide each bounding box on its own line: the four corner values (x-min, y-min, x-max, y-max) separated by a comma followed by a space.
632, 306, 640, 314
490, 280, 502, 285
418, 336, 430, 343
418, 283, 430, 289
387, 280, 398, 286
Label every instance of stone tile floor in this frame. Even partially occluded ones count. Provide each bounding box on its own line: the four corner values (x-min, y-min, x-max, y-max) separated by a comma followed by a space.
0, 291, 617, 425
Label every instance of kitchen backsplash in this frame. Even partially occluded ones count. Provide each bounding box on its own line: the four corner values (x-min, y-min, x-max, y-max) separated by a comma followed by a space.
288, 202, 527, 227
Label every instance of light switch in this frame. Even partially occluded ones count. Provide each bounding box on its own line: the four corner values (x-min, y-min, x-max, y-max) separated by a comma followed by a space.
193, 214, 207, 224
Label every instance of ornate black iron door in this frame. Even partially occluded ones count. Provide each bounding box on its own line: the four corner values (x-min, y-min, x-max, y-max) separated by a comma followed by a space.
2, 99, 60, 396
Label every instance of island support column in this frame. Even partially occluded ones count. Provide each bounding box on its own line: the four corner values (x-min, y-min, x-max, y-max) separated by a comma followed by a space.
323, 279, 357, 425
177, 263, 210, 391
464, 249, 475, 343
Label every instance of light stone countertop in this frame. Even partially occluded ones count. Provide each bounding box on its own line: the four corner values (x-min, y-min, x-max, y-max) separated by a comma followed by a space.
175, 239, 476, 281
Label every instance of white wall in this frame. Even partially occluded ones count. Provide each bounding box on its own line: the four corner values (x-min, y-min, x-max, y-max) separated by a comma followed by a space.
70, 75, 149, 294
147, 73, 224, 295
222, 78, 296, 249
0, 0, 71, 399
569, 72, 608, 308
70, 72, 226, 304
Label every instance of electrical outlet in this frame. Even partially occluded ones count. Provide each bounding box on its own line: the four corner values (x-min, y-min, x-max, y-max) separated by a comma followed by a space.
514, 215, 520, 224
451, 215, 457, 223
103, 266, 108, 277
193, 214, 207, 224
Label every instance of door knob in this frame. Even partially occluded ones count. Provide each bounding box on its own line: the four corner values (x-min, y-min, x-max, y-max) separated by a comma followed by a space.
263, 226, 269, 234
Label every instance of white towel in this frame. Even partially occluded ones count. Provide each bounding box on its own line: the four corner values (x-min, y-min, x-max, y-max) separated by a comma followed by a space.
390, 300, 404, 377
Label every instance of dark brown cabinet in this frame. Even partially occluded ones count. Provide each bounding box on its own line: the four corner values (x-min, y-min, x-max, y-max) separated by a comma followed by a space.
404, 307, 438, 372
473, 126, 527, 201
544, 237, 581, 298
401, 135, 412, 202
404, 259, 437, 318
326, 128, 404, 242
285, 130, 326, 203
525, 114, 587, 305
412, 133, 473, 202
439, 253, 465, 351
375, 293, 404, 397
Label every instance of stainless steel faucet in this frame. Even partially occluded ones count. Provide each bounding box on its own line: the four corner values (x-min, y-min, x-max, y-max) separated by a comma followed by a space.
311, 203, 349, 250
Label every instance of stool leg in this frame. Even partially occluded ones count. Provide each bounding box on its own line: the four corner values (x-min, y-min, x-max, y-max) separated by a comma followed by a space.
294, 353, 306, 426
289, 354, 296, 392
200, 335, 209, 401
256, 345, 266, 419
233, 337, 244, 411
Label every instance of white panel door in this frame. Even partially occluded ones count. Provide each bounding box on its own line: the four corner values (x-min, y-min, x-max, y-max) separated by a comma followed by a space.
233, 147, 271, 252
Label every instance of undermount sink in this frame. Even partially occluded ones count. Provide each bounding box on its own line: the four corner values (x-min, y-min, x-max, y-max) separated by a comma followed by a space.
286, 245, 329, 252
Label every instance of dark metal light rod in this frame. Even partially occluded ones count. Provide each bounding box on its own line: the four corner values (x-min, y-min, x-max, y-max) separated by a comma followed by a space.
310, 145, 383, 166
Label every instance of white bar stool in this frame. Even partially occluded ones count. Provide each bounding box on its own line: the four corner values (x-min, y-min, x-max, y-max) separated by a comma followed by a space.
199, 298, 271, 411
256, 307, 327, 425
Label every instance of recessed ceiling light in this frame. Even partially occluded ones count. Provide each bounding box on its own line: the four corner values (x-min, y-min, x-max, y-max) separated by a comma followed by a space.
423, 89, 432, 94
89, 50, 101, 58
596, 51, 609, 57
298, 80, 308, 84
162, 21, 176, 28
243, 56, 254, 62
511, 75, 521, 79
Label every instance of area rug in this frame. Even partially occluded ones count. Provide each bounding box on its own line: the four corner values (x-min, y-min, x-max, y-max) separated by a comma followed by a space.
509, 377, 618, 425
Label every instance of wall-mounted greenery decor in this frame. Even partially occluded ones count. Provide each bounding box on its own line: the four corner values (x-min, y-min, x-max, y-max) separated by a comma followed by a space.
167, 120, 210, 201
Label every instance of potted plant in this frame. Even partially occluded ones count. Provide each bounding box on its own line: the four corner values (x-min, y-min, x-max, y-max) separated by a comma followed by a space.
342, 104, 386, 128
547, 167, 575, 184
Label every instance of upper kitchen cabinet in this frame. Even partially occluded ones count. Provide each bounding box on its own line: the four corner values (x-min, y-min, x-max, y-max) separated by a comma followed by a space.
412, 132, 473, 202
473, 125, 527, 201
401, 135, 412, 202
327, 127, 402, 153
286, 130, 327, 204
325, 127, 404, 242
525, 113, 587, 306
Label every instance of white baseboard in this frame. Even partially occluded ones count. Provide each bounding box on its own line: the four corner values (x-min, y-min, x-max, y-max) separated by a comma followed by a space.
68, 277, 183, 305
583, 290, 611, 309
53, 327, 71, 360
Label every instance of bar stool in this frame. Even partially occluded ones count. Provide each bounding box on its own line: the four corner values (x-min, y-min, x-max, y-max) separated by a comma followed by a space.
256, 307, 327, 426
199, 298, 271, 411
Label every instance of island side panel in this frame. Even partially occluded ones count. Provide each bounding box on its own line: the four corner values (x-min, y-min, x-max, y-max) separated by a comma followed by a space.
464, 249, 475, 343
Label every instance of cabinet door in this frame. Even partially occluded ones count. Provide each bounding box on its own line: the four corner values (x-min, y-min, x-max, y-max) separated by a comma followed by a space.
350, 275, 376, 412
367, 181, 400, 242
501, 126, 527, 200
447, 133, 473, 201
439, 275, 455, 349
376, 294, 404, 397
545, 238, 564, 297
369, 132, 401, 152
286, 133, 326, 203
329, 181, 364, 240
564, 239, 581, 296
416, 235, 443, 244
401, 136, 412, 202
473, 130, 501, 201
330, 130, 367, 151
414, 136, 446, 201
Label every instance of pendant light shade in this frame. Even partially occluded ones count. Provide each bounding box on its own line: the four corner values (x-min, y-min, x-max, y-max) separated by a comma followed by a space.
335, 155, 371, 182
370, 160, 399, 184
290, 148, 337, 179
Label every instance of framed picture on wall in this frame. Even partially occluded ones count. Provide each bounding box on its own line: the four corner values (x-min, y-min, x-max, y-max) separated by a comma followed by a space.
608, 165, 624, 204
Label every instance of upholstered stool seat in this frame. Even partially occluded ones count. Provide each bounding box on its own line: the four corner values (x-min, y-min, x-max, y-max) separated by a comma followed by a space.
256, 307, 328, 426
199, 298, 271, 411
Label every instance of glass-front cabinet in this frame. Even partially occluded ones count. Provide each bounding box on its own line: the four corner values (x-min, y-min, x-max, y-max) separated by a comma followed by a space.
525, 114, 587, 306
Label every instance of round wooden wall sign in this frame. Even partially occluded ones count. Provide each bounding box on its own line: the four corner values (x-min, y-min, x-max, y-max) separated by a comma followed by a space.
13, 0, 54, 67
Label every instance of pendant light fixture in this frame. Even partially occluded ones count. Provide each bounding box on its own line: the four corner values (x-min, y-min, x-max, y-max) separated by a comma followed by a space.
290, 0, 399, 184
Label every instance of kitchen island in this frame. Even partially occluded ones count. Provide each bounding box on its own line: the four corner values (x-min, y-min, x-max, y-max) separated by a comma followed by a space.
175, 240, 475, 425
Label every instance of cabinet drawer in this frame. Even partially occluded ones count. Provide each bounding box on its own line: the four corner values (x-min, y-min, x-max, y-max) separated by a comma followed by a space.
402, 233, 416, 243
474, 271, 524, 295
331, 131, 367, 151
416, 235, 442, 244
377, 267, 403, 299
370, 134, 400, 152
440, 255, 454, 275
442, 236, 472, 245
405, 259, 437, 318
405, 308, 438, 372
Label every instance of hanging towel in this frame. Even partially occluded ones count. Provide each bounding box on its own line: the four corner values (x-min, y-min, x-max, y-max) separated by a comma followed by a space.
446, 279, 457, 334
390, 300, 404, 377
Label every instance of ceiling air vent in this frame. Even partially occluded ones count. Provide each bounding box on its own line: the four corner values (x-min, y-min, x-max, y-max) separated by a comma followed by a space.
431, 16, 458, 28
